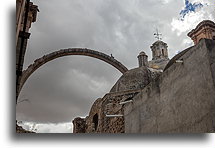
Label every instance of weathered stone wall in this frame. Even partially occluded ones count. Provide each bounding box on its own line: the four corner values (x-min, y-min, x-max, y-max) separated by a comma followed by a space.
73, 90, 140, 133
99, 91, 139, 133
110, 66, 161, 93
85, 98, 104, 133
149, 58, 169, 70
72, 117, 86, 133
72, 65, 161, 133
150, 40, 168, 60
16, 0, 38, 46
124, 39, 215, 133
16, 0, 38, 100
208, 39, 215, 90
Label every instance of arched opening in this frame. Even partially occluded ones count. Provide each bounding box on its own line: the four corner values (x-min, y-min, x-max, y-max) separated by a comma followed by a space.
93, 113, 98, 131
162, 49, 165, 56
16, 55, 122, 133
18, 48, 128, 95
16, 0, 130, 133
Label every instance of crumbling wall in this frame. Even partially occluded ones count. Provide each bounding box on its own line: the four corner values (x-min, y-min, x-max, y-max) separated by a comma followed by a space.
99, 90, 140, 133
100, 94, 125, 133
124, 39, 215, 133
72, 117, 86, 133
72, 65, 161, 133
85, 98, 103, 133
75, 90, 140, 133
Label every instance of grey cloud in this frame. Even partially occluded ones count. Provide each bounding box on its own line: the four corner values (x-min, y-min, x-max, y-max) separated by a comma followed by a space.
17, 0, 205, 128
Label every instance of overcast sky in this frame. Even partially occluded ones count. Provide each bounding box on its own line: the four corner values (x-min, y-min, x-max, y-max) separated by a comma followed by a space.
16, 0, 215, 133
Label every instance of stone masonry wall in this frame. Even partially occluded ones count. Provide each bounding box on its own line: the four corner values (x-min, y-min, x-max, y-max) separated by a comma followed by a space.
72, 117, 86, 133
73, 90, 140, 133
99, 90, 140, 133
124, 39, 215, 133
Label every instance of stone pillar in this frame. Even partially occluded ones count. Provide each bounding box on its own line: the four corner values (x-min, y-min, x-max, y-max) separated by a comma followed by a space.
16, 1, 38, 100
16, 0, 26, 46
72, 117, 86, 133
16, 31, 31, 100
137, 51, 148, 67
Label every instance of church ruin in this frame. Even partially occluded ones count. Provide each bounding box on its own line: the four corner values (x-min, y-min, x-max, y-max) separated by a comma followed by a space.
72, 20, 215, 133
15, 1, 215, 133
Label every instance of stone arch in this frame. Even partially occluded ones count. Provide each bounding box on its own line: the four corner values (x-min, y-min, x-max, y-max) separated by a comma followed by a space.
18, 48, 128, 95
93, 113, 98, 131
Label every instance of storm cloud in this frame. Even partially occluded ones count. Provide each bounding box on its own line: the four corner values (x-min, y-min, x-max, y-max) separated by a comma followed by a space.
16, 0, 214, 132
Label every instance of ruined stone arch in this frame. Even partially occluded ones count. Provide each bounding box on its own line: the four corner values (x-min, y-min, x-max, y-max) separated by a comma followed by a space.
18, 48, 128, 95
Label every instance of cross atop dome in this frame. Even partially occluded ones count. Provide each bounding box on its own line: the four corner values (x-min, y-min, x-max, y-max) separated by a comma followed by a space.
154, 28, 162, 41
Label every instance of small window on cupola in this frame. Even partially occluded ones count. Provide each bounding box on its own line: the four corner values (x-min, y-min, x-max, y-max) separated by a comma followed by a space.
162, 49, 165, 56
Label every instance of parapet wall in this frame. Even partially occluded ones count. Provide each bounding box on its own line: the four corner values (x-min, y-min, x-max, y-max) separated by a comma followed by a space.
124, 39, 215, 133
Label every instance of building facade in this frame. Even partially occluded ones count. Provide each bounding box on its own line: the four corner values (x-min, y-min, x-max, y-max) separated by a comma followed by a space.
73, 20, 215, 133
16, 0, 38, 133
188, 20, 215, 45
16, 0, 38, 101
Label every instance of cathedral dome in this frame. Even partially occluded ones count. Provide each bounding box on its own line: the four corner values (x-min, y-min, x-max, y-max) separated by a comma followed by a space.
110, 66, 161, 93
